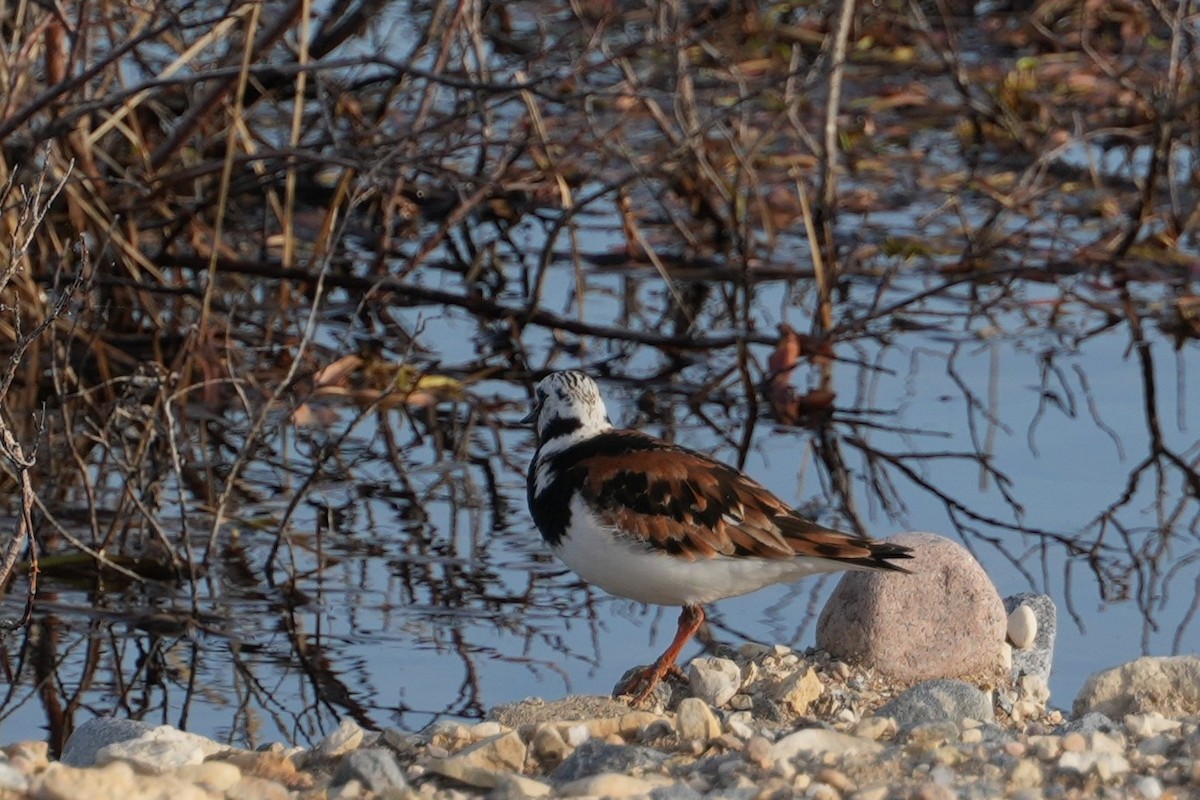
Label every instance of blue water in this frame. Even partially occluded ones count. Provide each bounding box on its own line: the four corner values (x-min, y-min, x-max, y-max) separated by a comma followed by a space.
1, 226, 1197, 750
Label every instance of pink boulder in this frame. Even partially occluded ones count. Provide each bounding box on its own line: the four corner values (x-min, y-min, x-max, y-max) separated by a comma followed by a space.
816, 532, 1008, 683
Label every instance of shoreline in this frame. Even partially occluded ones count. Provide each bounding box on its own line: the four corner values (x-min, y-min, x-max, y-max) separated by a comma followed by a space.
3, 649, 1198, 799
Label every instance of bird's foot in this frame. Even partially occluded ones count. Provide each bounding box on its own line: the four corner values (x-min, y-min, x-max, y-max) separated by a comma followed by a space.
613, 662, 687, 708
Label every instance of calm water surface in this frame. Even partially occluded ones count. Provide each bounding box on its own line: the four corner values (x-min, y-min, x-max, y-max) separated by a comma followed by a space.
2, 257, 1196, 747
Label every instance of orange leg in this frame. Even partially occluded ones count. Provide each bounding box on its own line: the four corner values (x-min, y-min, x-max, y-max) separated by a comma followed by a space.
616, 604, 706, 706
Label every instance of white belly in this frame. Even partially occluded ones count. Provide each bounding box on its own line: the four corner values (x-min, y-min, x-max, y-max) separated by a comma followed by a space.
554, 496, 849, 606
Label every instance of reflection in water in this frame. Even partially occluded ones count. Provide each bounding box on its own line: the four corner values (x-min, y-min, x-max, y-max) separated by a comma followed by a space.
1, 268, 1195, 749
0, 0, 1197, 753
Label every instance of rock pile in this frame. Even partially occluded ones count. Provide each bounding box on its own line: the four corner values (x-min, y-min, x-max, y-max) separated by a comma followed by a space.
5, 651, 1197, 799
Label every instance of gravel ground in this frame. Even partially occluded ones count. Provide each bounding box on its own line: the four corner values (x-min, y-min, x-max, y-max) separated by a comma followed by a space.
3, 647, 1199, 799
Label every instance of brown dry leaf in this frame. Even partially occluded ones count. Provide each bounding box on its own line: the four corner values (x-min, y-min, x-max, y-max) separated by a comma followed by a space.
296, 358, 465, 422
859, 84, 930, 113
795, 389, 836, 416
732, 58, 775, 78
314, 353, 366, 388
768, 324, 805, 382
765, 325, 836, 424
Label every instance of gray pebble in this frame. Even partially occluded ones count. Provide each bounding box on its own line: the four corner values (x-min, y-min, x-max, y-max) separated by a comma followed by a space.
550, 739, 667, 783
331, 747, 408, 792
876, 680, 994, 729
1058, 711, 1119, 735
650, 782, 706, 800
61, 718, 154, 767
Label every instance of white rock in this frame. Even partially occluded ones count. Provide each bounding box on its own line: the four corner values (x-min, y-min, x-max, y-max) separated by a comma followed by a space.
1094, 752, 1130, 780
1073, 655, 1200, 718
92, 726, 225, 774
173, 762, 243, 792
1019, 674, 1050, 703
494, 773, 553, 798
564, 725, 590, 747
770, 728, 882, 765
1057, 750, 1130, 778
854, 716, 897, 741
0, 763, 28, 793
728, 718, 754, 739
1134, 775, 1163, 799
95, 737, 208, 774
470, 721, 503, 740
61, 719, 155, 767
1009, 759, 1042, 789
1007, 604, 1038, 649
445, 730, 527, 773
317, 719, 365, 757
427, 758, 505, 789
687, 657, 741, 708
557, 772, 670, 797
1090, 731, 1125, 755
851, 788, 888, 800
1123, 712, 1182, 738
675, 698, 721, 741
530, 726, 570, 765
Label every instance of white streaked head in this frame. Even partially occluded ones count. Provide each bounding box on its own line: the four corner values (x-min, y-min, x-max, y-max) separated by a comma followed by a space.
526, 370, 612, 453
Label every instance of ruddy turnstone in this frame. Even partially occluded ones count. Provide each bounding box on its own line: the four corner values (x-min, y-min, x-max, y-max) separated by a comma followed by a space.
524, 370, 913, 704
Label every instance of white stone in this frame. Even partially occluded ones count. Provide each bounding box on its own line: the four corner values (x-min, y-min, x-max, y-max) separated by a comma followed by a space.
1094, 752, 1130, 780
1134, 776, 1163, 799
173, 762, 243, 792
854, 716, 897, 741
530, 726, 570, 765
470, 721, 503, 740
770, 728, 882, 765
1007, 604, 1038, 649
557, 772, 671, 797
687, 657, 741, 708
1124, 712, 1182, 738
1073, 655, 1200, 718
807, 781, 838, 800
564, 725, 590, 747
1090, 731, 1125, 755
494, 774, 553, 798
1057, 750, 1129, 778
427, 758, 505, 789
852, 788, 888, 800
445, 730, 527, 773
93, 726, 225, 775
0, 763, 28, 793
675, 698, 722, 741
317, 719, 366, 757
728, 718, 754, 739
1009, 759, 1042, 789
